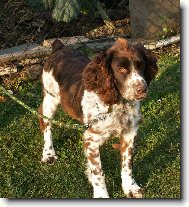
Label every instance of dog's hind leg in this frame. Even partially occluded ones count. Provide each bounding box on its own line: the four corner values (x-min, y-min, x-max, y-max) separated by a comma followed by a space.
39, 92, 60, 164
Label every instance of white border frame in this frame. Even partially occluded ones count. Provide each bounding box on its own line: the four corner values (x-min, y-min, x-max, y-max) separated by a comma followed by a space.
1, 0, 187, 206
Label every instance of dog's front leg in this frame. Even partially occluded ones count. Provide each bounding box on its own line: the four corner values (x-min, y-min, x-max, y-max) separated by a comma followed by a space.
120, 130, 144, 198
83, 129, 109, 198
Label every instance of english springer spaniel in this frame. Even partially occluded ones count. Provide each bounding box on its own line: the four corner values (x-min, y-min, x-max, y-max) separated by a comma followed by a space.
38, 38, 158, 198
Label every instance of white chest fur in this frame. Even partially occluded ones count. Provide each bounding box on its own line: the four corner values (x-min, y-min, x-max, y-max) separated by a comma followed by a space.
81, 90, 141, 135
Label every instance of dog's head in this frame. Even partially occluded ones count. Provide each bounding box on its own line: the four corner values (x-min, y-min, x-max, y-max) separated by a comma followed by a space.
83, 38, 158, 104
108, 38, 158, 101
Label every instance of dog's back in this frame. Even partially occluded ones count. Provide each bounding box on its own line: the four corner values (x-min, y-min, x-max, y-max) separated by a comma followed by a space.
42, 39, 90, 122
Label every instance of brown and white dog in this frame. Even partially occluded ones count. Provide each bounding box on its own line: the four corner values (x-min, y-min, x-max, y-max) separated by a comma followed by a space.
38, 38, 158, 198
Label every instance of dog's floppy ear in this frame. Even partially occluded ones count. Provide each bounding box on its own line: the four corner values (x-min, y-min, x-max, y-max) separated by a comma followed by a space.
51, 39, 65, 52
83, 51, 119, 105
137, 45, 158, 85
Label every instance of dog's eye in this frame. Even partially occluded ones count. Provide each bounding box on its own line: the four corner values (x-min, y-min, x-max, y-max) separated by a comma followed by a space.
118, 67, 128, 73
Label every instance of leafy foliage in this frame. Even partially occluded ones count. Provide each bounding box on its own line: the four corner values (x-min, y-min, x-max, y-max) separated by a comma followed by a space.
52, 0, 81, 22
27, 0, 98, 22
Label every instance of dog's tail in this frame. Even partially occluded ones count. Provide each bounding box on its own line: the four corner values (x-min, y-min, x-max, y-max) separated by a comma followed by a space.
51, 39, 65, 52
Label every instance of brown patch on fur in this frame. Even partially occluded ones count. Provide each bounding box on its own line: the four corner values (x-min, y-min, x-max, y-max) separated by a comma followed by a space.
88, 128, 101, 134
128, 147, 133, 157
84, 137, 93, 149
127, 158, 132, 169
120, 138, 129, 155
127, 191, 134, 198
88, 154, 99, 166
131, 188, 144, 198
122, 155, 126, 162
92, 168, 101, 175
59, 89, 84, 123
87, 156, 99, 165
85, 138, 93, 142
38, 106, 49, 132
84, 142, 91, 149
46, 156, 57, 164
43, 122, 49, 131
122, 163, 126, 168
89, 151, 100, 158
43, 41, 90, 123
138, 188, 144, 194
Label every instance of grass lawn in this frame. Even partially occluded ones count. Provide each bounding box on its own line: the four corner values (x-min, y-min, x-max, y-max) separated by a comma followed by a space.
0, 51, 180, 198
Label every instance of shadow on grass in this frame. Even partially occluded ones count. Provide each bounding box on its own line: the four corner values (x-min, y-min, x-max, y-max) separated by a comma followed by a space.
133, 58, 180, 194
143, 57, 180, 103
134, 128, 180, 185
0, 100, 27, 129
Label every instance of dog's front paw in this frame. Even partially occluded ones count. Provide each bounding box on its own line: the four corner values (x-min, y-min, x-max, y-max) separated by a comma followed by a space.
41, 148, 58, 164
122, 181, 144, 198
126, 187, 144, 198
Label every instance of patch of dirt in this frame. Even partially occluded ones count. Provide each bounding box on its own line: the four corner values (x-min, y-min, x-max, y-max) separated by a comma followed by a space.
0, 0, 130, 50
153, 42, 180, 59
0, 69, 30, 93
86, 18, 130, 39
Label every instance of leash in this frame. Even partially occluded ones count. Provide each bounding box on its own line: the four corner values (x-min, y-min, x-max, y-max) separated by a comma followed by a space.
1, 84, 122, 149
0, 85, 87, 132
